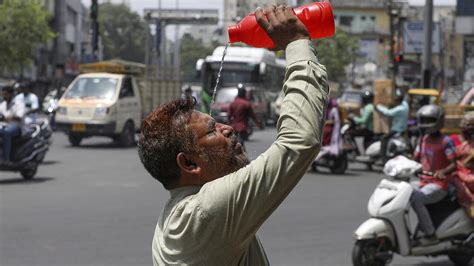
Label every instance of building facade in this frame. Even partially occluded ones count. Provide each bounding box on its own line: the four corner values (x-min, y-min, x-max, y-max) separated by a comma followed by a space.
455, 0, 474, 89
20, 0, 92, 98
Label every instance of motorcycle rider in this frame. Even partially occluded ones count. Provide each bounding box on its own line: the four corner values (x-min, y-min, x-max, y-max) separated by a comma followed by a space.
375, 87, 409, 162
0, 86, 25, 165
14, 81, 39, 124
411, 105, 457, 245
228, 83, 262, 149
350, 90, 374, 149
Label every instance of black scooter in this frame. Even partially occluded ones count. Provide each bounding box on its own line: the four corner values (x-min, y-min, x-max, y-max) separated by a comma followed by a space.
0, 121, 49, 180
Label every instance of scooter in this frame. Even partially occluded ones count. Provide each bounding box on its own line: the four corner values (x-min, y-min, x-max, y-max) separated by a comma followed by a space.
0, 122, 49, 180
341, 118, 409, 170
352, 156, 474, 266
42, 89, 60, 130
312, 112, 348, 174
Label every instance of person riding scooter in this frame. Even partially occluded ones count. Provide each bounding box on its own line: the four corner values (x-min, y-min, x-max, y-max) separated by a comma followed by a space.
411, 105, 457, 245
313, 98, 347, 174
14, 81, 39, 124
375, 87, 409, 162
0, 86, 25, 166
453, 112, 474, 218
349, 90, 374, 149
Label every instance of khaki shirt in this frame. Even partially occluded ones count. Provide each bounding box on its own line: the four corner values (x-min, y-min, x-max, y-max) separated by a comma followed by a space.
152, 40, 329, 266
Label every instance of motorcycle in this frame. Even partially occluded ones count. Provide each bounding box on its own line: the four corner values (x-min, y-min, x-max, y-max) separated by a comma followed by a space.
341, 117, 410, 170
0, 121, 49, 180
352, 156, 474, 266
42, 89, 60, 130
33, 117, 53, 162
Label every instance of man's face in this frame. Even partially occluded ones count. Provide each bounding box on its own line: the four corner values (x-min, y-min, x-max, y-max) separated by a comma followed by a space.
187, 111, 249, 183
2, 91, 13, 102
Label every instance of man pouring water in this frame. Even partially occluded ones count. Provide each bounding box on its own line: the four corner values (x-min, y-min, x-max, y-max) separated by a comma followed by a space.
138, 5, 329, 265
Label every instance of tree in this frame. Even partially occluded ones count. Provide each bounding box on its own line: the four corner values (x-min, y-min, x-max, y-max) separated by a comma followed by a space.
180, 34, 214, 82
314, 27, 359, 83
99, 3, 146, 63
0, 0, 54, 73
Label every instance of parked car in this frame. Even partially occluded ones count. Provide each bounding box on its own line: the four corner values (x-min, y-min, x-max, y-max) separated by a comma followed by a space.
211, 86, 269, 128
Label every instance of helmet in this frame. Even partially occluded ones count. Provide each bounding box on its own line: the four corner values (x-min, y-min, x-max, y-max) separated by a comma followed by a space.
417, 104, 444, 134
461, 112, 474, 140
361, 90, 373, 104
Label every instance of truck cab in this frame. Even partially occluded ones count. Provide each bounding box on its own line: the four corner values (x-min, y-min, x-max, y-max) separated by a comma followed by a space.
55, 60, 144, 146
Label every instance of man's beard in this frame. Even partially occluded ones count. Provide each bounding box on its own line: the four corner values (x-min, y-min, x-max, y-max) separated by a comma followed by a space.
201, 136, 250, 177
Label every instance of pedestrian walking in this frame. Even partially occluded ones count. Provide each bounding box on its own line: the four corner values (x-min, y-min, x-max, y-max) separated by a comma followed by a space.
138, 5, 328, 265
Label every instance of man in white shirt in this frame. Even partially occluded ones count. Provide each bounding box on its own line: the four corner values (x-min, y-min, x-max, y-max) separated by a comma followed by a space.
1, 86, 25, 162
138, 5, 329, 265
14, 81, 39, 124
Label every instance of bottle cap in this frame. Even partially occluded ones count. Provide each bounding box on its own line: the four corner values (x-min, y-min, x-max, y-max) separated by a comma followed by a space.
227, 25, 240, 44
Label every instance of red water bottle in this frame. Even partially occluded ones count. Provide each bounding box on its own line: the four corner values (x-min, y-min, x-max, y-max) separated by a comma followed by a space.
227, 1, 335, 48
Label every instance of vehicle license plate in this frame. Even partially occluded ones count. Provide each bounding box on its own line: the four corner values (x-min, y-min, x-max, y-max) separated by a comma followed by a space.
72, 124, 86, 132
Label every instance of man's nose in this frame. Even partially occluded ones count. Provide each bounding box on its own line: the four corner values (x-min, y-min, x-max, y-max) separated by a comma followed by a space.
217, 123, 234, 137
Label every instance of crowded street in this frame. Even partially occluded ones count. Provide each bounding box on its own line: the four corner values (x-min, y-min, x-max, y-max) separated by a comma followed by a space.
0, 129, 453, 266
2, 0, 474, 265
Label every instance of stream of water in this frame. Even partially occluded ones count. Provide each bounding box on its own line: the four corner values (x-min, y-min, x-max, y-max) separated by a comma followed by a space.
209, 42, 230, 116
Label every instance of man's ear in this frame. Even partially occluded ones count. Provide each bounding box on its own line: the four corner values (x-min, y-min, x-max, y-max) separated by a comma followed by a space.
176, 152, 200, 175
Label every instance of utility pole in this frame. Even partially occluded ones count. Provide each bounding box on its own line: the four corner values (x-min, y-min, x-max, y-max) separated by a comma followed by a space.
422, 0, 434, 88
388, 0, 397, 85
174, 0, 180, 80
90, 0, 99, 61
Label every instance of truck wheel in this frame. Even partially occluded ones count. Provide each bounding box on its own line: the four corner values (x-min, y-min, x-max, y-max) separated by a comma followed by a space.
118, 122, 135, 147
20, 162, 38, 180
68, 134, 83, 147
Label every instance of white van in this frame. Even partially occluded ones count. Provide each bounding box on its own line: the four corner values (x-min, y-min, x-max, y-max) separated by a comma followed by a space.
55, 60, 181, 147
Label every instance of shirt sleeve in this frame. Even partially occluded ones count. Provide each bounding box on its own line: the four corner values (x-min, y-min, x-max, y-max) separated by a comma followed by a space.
196, 40, 328, 245
377, 104, 401, 117
14, 101, 25, 118
354, 105, 371, 125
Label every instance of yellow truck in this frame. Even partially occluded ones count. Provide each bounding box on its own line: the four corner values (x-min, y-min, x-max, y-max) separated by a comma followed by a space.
55, 60, 181, 146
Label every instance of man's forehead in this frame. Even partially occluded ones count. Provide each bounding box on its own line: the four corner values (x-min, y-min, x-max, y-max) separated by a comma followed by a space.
189, 111, 214, 127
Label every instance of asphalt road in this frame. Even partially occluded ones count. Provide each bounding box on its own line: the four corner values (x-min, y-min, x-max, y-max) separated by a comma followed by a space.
0, 128, 462, 266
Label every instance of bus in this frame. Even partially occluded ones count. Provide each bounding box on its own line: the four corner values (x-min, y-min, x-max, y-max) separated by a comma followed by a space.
197, 46, 286, 94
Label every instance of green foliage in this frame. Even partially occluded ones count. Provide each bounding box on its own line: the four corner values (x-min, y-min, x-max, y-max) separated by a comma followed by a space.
314, 27, 359, 83
0, 0, 55, 72
180, 34, 215, 82
99, 3, 146, 62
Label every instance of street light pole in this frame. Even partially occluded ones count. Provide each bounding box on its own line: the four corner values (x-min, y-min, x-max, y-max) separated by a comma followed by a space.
422, 0, 434, 88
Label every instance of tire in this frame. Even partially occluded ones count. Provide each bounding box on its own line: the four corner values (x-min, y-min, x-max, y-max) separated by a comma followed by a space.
68, 134, 83, 147
311, 162, 318, 172
352, 240, 390, 266
117, 122, 135, 147
448, 254, 473, 266
330, 155, 348, 174
20, 162, 38, 180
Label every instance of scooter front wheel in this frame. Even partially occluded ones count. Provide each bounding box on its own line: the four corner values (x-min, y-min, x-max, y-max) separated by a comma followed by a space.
352, 239, 391, 266
20, 162, 38, 180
